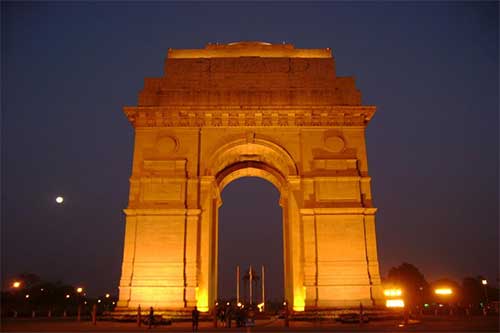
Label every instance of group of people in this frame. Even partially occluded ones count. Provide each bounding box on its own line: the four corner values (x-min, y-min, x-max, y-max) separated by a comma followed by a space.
215, 303, 255, 328
146, 306, 200, 331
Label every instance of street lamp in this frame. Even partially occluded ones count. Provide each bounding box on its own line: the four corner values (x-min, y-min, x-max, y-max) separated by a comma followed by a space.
76, 287, 83, 294
481, 279, 489, 304
12, 281, 21, 289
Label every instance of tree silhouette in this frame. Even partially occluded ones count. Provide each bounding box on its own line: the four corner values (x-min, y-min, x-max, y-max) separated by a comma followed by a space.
387, 262, 429, 307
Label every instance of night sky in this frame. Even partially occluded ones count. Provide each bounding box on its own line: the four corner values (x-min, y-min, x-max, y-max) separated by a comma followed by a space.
2, 2, 498, 299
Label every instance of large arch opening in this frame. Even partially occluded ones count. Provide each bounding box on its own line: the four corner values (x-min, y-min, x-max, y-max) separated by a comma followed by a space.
217, 176, 284, 305
204, 139, 301, 311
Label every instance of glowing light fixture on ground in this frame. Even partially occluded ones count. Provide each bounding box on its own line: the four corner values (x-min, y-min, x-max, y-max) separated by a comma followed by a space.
386, 299, 404, 308
383, 288, 402, 297
195, 287, 209, 312
481, 279, 487, 285
434, 288, 453, 295
257, 302, 264, 312
293, 287, 306, 311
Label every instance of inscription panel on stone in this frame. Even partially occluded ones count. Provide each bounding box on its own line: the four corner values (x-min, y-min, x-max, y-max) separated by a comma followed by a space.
143, 181, 184, 202
315, 179, 360, 201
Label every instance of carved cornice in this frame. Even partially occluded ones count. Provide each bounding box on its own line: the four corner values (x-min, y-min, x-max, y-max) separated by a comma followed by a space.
123, 106, 375, 128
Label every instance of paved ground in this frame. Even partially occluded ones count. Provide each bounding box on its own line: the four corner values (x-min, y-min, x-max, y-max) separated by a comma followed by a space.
1, 316, 499, 332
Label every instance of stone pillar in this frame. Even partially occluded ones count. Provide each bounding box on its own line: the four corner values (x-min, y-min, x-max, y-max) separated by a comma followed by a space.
117, 214, 138, 308
197, 177, 218, 312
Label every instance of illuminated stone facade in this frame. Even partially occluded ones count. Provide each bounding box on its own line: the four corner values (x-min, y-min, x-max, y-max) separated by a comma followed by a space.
117, 42, 383, 312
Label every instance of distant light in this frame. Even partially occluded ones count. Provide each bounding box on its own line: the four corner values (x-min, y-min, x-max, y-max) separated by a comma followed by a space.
98, 299, 101, 303
226, 301, 230, 306
56, 196, 64, 204
84, 301, 87, 304
12, 281, 21, 288
66, 294, 70, 298
438, 303, 444, 307
386, 299, 404, 308
105, 293, 110, 298
424, 303, 429, 308
283, 301, 287, 306
25, 294, 30, 299
257, 302, 264, 312
112, 301, 116, 305
76, 287, 83, 293
481, 279, 488, 285
40, 288, 44, 291
384, 288, 402, 297
237, 302, 242, 308
215, 302, 219, 306
435, 288, 453, 295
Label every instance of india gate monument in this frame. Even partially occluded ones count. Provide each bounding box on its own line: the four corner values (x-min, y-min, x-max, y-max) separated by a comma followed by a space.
117, 41, 383, 313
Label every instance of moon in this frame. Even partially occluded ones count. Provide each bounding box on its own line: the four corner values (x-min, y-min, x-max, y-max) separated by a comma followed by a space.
55, 196, 64, 204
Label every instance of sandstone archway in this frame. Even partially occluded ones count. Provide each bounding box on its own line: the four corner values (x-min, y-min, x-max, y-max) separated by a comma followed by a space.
117, 42, 383, 314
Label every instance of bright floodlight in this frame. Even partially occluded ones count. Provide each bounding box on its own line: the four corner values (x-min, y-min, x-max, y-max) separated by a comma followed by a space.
386, 299, 404, 308
435, 288, 453, 295
481, 279, 488, 285
383, 288, 402, 297
105, 293, 110, 298
56, 196, 64, 204
12, 281, 21, 288
76, 287, 83, 293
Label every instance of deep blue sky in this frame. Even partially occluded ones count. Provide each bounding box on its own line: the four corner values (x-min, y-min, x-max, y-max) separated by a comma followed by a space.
2, 2, 498, 298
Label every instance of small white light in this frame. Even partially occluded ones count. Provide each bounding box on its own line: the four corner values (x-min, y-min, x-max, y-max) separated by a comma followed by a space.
56, 196, 64, 204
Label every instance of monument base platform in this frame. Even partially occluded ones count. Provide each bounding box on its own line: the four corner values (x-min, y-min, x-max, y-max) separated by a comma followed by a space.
110, 306, 399, 321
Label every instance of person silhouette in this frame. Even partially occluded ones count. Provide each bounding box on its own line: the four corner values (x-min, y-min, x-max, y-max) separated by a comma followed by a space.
148, 306, 154, 329
192, 306, 200, 332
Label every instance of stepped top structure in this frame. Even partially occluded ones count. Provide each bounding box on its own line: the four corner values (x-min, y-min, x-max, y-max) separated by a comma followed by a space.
134, 41, 366, 109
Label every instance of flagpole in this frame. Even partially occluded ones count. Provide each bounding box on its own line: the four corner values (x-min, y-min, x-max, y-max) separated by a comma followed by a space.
236, 265, 240, 303
261, 265, 265, 311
